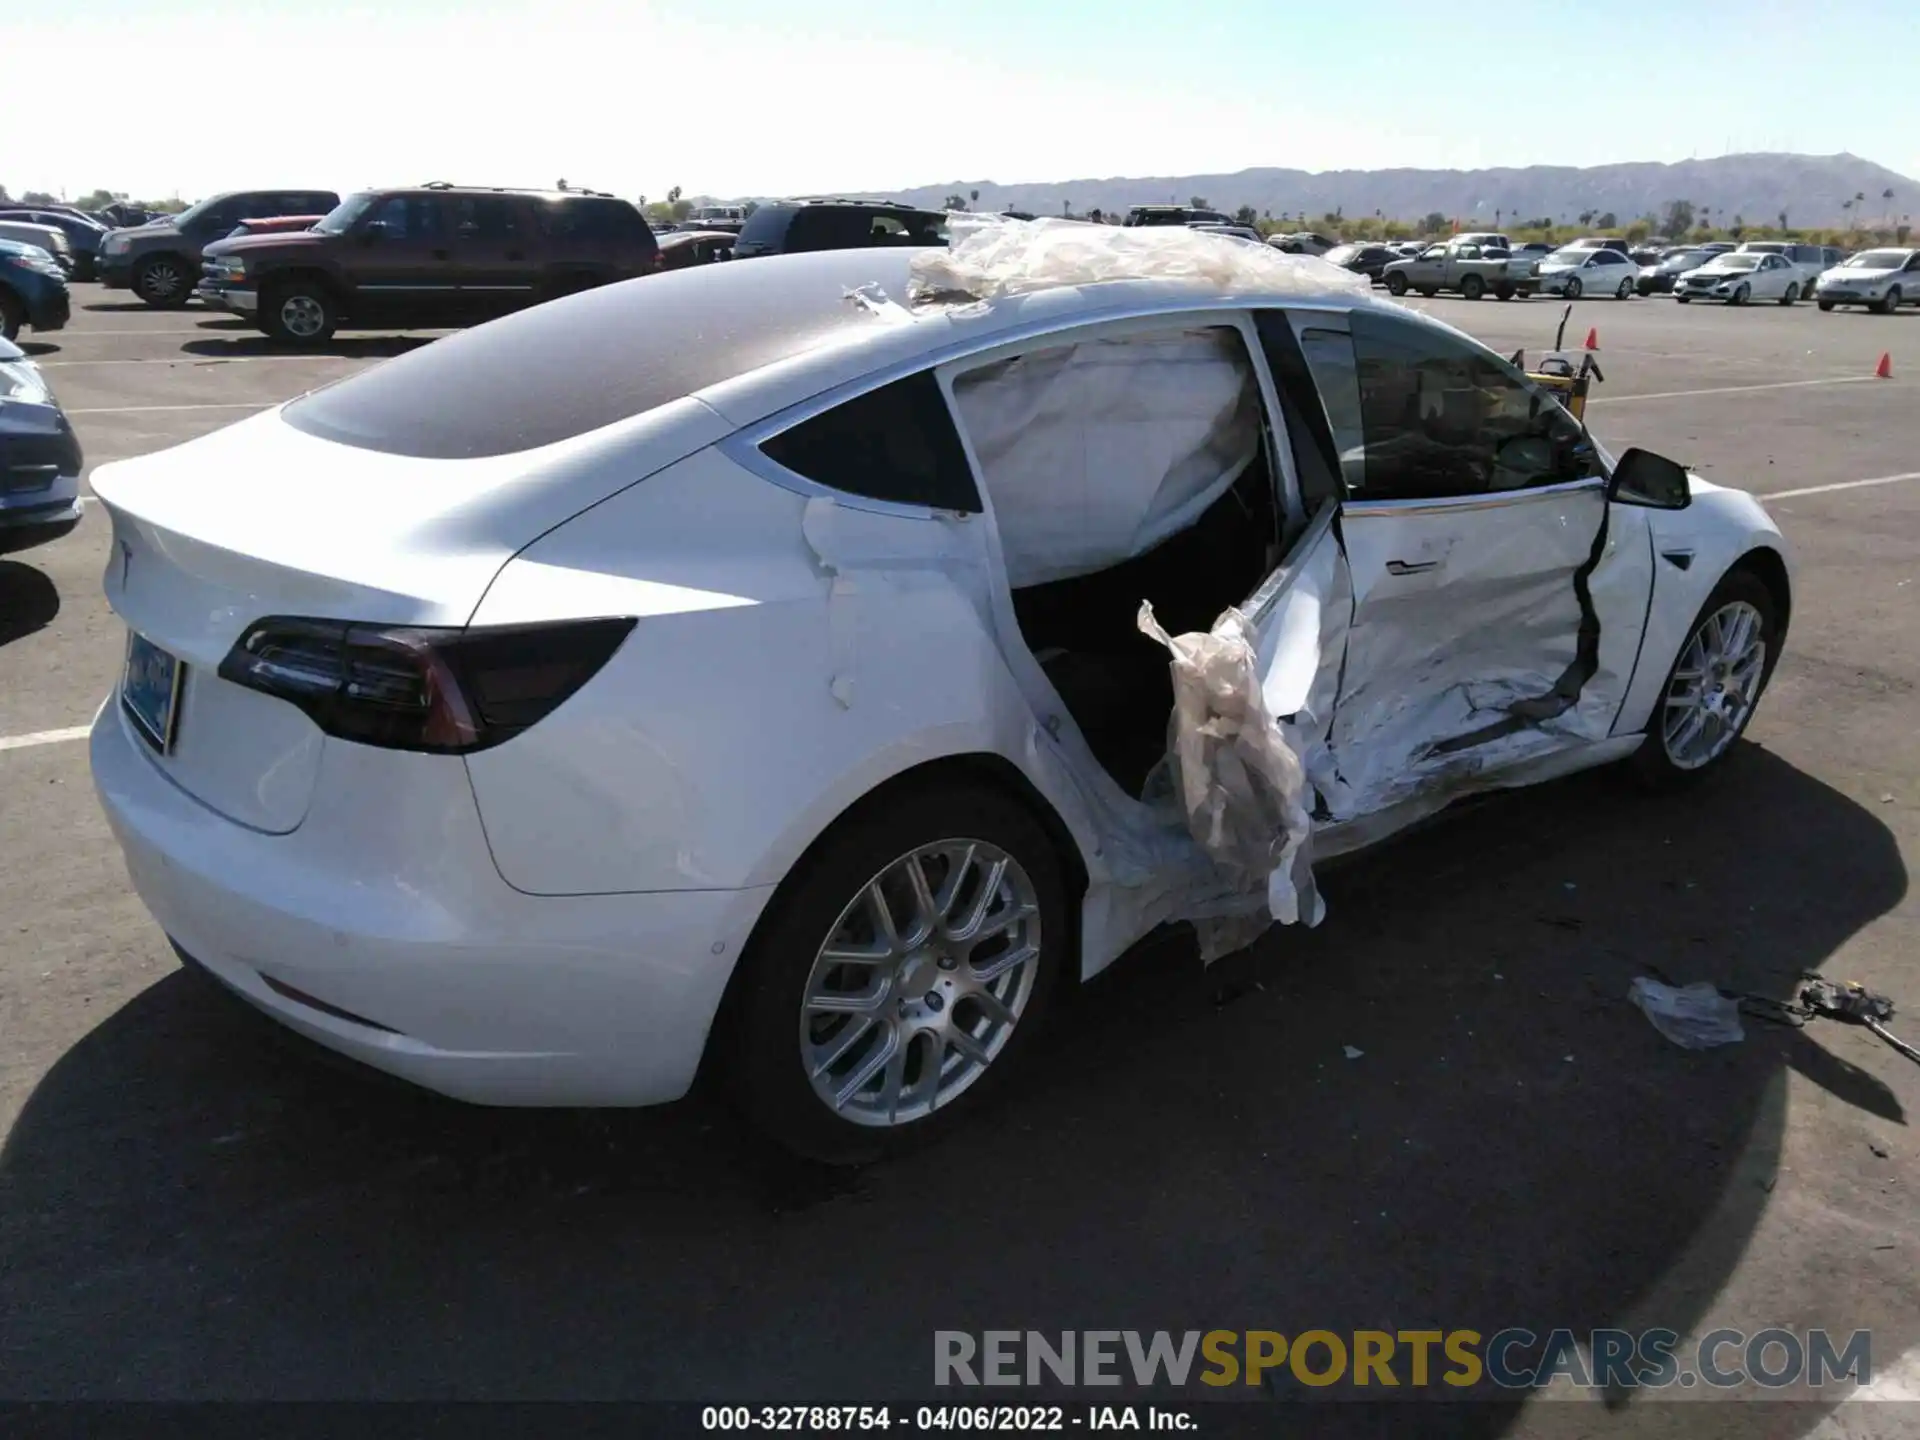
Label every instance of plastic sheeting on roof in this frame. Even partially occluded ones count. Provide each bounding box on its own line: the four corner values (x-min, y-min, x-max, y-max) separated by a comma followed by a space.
950, 326, 1261, 589
908, 214, 1374, 306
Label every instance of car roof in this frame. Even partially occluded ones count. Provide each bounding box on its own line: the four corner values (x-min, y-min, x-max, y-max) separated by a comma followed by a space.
283, 243, 1403, 457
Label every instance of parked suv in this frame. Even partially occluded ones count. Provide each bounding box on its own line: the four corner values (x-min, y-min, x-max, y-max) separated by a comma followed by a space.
98, 189, 340, 307
198, 186, 661, 344
0, 208, 108, 280
0, 239, 72, 341
732, 200, 947, 259
1123, 205, 1232, 227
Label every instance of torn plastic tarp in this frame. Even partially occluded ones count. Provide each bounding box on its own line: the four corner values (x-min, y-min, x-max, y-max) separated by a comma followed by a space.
1139, 599, 1324, 943
951, 327, 1261, 588
909, 214, 1373, 307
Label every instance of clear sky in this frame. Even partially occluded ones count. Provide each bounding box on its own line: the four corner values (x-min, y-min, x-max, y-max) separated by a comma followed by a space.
7, 0, 1917, 203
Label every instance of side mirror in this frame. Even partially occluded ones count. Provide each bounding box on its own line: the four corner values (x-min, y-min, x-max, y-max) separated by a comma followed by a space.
1609, 447, 1692, 510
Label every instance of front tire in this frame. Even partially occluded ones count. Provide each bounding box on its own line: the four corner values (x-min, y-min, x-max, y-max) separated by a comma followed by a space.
133, 253, 193, 308
1461, 274, 1485, 301
721, 779, 1070, 1163
1616, 278, 1633, 299
1676, 295, 1691, 304
261, 281, 338, 346
1817, 298, 1836, 311
1630, 570, 1779, 791
1564, 276, 1583, 299
1385, 272, 1409, 296
1732, 283, 1751, 306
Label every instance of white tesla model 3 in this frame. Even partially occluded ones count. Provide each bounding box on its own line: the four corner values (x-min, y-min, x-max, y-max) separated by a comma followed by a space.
90, 223, 1791, 1161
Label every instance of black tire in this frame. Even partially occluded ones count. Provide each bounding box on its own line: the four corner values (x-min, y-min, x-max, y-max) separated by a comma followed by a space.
1565, 277, 1583, 299
1630, 569, 1780, 792
1461, 274, 1485, 301
1417, 286, 1438, 298
1874, 286, 1901, 315
133, 253, 193, 308
1494, 284, 1514, 301
1676, 295, 1691, 304
1817, 298, 1836, 311
1385, 271, 1408, 296
1732, 283, 1750, 306
1616, 279, 1633, 299
0, 288, 22, 341
260, 280, 338, 346
1779, 283, 1798, 306
720, 778, 1072, 1164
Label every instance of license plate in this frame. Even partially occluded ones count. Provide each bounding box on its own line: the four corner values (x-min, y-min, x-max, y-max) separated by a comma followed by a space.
122, 631, 185, 754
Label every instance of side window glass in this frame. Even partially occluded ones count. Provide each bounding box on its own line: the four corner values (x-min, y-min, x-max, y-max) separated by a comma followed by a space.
370, 196, 414, 239
758, 370, 980, 513
1346, 309, 1596, 501
456, 197, 521, 240
1292, 326, 1367, 494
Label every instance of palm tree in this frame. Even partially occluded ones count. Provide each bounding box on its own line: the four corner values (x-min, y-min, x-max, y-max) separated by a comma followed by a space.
1777, 209, 1789, 233
1883, 187, 1895, 225
1842, 196, 1855, 228
969, 189, 979, 207
1853, 191, 1867, 229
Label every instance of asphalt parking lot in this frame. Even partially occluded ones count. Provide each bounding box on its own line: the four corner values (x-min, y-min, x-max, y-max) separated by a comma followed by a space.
2, 286, 1917, 1432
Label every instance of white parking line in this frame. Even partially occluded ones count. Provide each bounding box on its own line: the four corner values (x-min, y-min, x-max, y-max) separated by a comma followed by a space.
66, 402, 275, 415
1764, 471, 1920, 501
1589, 375, 1894, 405
0, 725, 92, 753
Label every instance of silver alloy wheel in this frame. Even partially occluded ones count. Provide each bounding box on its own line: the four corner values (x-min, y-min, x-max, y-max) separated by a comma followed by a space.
1661, 600, 1767, 770
1565, 277, 1582, 299
1733, 283, 1750, 305
801, 839, 1042, 1128
279, 294, 327, 339
138, 260, 183, 300
1617, 278, 1633, 299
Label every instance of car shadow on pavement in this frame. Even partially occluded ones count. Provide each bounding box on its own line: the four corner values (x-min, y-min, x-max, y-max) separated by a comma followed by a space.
0, 560, 60, 645
0, 747, 1906, 1427
16, 341, 59, 357
82, 301, 176, 313
177, 335, 439, 360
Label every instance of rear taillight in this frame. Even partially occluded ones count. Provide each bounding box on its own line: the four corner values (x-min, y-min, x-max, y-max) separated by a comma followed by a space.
217, 616, 636, 754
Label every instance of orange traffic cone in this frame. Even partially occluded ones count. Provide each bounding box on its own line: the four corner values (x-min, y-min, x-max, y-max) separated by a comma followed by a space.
1583, 328, 1599, 351
1875, 351, 1892, 379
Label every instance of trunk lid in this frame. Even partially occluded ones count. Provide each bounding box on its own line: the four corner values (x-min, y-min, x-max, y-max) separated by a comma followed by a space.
92, 395, 731, 832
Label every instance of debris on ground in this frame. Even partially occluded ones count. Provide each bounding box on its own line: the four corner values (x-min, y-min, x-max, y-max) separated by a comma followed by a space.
1628, 977, 1746, 1049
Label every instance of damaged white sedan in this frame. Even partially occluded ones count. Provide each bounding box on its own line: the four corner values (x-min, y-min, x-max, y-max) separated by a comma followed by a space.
89, 220, 1791, 1160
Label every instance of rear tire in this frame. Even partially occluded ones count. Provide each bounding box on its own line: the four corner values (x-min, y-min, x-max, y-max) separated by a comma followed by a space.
261, 281, 338, 346
1615, 279, 1633, 299
1564, 277, 1583, 299
1417, 287, 1438, 298
1629, 569, 1779, 792
1461, 274, 1485, 301
133, 253, 193, 308
1494, 284, 1513, 301
1676, 295, 1691, 304
1817, 298, 1836, 311
720, 779, 1071, 1164
0, 289, 22, 341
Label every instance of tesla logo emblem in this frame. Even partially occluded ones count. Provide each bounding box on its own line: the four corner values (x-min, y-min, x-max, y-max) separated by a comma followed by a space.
119, 541, 132, 588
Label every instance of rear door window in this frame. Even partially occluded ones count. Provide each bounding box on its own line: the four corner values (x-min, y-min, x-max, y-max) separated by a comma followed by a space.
758, 371, 980, 511
454, 196, 523, 241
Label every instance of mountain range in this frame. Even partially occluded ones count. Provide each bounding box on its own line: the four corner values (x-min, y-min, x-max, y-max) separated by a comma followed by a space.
843, 153, 1916, 229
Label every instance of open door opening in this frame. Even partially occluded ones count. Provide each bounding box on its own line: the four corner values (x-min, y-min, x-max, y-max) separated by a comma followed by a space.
949, 323, 1290, 799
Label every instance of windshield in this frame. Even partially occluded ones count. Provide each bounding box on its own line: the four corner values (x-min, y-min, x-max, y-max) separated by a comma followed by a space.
1740, 243, 1787, 255
313, 192, 379, 235
1845, 249, 1911, 269
166, 197, 222, 228
1718, 255, 1761, 270
1663, 249, 1710, 268
1325, 244, 1359, 262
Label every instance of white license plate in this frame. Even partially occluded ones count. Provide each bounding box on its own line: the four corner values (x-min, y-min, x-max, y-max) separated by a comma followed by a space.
122, 631, 185, 753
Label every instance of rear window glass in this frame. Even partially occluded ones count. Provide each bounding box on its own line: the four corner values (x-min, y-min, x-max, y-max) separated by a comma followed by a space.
760, 371, 979, 512
540, 198, 653, 246
282, 252, 896, 458
738, 204, 797, 249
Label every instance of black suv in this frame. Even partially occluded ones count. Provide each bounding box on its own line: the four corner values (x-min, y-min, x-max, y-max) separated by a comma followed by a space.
732, 199, 947, 259
198, 185, 660, 344
1123, 205, 1232, 227
98, 188, 341, 306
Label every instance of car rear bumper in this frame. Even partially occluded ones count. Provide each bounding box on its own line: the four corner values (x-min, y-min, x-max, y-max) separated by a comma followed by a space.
90, 695, 777, 1107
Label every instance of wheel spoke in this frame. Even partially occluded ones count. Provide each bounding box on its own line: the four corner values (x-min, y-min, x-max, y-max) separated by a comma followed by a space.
903, 852, 942, 938
968, 987, 1018, 1031
950, 857, 1010, 941
878, 1034, 912, 1122
971, 939, 1038, 986
948, 1027, 993, 1068
810, 1015, 878, 1078
833, 1029, 898, 1110
807, 984, 889, 1015
865, 881, 904, 957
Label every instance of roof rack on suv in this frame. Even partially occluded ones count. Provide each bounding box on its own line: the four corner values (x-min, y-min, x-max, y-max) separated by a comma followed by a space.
417, 181, 617, 198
